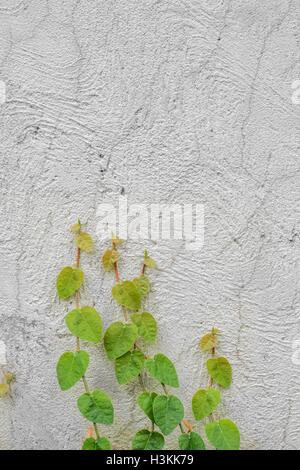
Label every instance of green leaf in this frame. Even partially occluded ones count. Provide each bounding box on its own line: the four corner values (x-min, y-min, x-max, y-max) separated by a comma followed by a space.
137, 392, 157, 422
178, 432, 206, 450
104, 322, 138, 360
200, 333, 218, 351
82, 437, 111, 450
153, 395, 184, 436
115, 350, 145, 384
207, 357, 232, 388
75, 232, 93, 252
132, 430, 164, 450
112, 281, 141, 310
66, 306, 103, 343
133, 276, 150, 297
205, 419, 240, 450
145, 354, 179, 388
57, 267, 84, 299
102, 249, 120, 272
0, 383, 9, 397
192, 389, 220, 420
131, 312, 157, 344
57, 351, 89, 391
77, 390, 114, 425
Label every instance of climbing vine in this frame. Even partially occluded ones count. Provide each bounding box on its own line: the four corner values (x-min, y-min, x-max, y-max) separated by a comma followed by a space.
56, 221, 114, 450
102, 237, 186, 450
55, 224, 241, 450
184, 328, 240, 450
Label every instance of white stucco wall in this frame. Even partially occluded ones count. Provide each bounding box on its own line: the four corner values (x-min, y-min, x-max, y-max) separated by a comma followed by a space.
0, 0, 300, 450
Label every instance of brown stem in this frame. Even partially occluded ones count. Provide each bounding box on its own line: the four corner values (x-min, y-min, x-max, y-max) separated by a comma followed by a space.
208, 347, 215, 422
75, 244, 100, 439
114, 260, 120, 283
112, 246, 128, 321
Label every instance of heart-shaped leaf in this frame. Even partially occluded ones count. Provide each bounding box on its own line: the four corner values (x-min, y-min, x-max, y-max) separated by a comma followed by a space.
112, 281, 141, 310
102, 250, 120, 272
82, 437, 111, 450
115, 350, 145, 384
0, 383, 9, 397
145, 354, 179, 388
200, 333, 218, 351
153, 395, 184, 436
207, 357, 232, 388
57, 351, 89, 391
131, 312, 157, 344
178, 432, 206, 450
75, 232, 93, 252
57, 267, 84, 299
205, 419, 240, 450
77, 390, 114, 425
192, 389, 220, 420
137, 392, 157, 422
133, 276, 150, 297
132, 430, 164, 450
66, 306, 103, 343
104, 322, 138, 360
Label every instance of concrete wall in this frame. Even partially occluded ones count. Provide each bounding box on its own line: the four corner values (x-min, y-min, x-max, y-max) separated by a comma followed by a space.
0, 0, 300, 450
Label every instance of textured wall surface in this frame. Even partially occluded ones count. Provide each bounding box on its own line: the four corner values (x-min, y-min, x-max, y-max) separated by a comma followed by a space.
1, 0, 300, 450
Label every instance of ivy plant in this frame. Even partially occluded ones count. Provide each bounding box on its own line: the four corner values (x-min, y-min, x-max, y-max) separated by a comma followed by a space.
56, 220, 114, 450
102, 238, 185, 450
182, 328, 240, 450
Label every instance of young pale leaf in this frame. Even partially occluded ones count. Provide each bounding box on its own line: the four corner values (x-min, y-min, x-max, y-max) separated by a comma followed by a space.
115, 350, 145, 384
112, 235, 122, 246
71, 222, 81, 233
102, 249, 120, 272
75, 232, 93, 253
153, 395, 184, 436
137, 392, 157, 422
65, 306, 103, 343
0, 383, 9, 397
3, 373, 14, 384
132, 430, 164, 450
104, 322, 138, 360
211, 327, 221, 335
144, 254, 156, 269
178, 432, 206, 450
207, 357, 232, 388
133, 276, 150, 297
200, 333, 218, 351
56, 267, 84, 299
192, 389, 220, 421
112, 281, 141, 310
205, 419, 240, 450
145, 354, 179, 388
131, 312, 157, 344
57, 351, 89, 391
82, 437, 111, 450
77, 390, 114, 425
